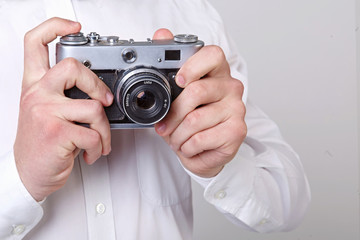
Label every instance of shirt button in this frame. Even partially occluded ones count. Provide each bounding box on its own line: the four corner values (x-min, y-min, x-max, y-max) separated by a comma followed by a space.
214, 190, 227, 199
96, 203, 106, 215
259, 219, 268, 225
12, 225, 26, 235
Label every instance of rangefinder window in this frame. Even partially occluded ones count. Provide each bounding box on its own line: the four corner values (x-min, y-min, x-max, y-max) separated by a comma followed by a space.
165, 50, 181, 61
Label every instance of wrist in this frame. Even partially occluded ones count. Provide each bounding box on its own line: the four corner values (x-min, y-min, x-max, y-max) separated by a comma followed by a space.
193, 165, 224, 178
14, 155, 47, 202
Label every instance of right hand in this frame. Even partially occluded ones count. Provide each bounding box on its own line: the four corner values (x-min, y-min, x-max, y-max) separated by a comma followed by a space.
13, 17, 113, 202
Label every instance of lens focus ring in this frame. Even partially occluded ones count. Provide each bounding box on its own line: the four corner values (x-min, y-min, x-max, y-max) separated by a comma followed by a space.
115, 67, 171, 125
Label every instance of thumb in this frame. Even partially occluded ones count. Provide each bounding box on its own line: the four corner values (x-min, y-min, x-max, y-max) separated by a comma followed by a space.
152, 28, 174, 40
23, 17, 81, 89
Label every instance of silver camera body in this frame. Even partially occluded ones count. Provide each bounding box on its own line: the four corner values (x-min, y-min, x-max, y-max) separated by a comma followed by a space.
56, 32, 204, 128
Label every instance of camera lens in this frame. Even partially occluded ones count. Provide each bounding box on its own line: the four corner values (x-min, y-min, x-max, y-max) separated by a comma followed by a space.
136, 90, 156, 110
115, 67, 171, 125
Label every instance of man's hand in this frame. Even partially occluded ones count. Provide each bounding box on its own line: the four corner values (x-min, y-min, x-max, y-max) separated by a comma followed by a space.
14, 18, 113, 201
154, 29, 247, 178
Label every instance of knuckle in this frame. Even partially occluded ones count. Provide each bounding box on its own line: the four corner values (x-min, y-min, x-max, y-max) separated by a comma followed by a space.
233, 79, 244, 92
238, 123, 247, 138
20, 84, 51, 117
42, 119, 64, 139
56, 145, 75, 162
89, 100, 104, 116
180, 142, 192, 157
30, 104, 45, 121
232, 120, 247, 141
190, 132, 205, 147
169, 137, 180, 150
240, 100, 247, 115
230, 96, 245, 113
236, 98, 247, 116
87, 130, 101, 148
184, 110, 201, 127
206, 45, 225, 62
186, 81, 207, 102
60, 57, 81, 73
241, 126, 248, 140
227, 80, 246, 112
229, 78, 244, 95
20, 90, 36, 109
92, 76, 104, 94
180, 63, 196, 78
48, 17, 62, 23
21, 93, 43, 116
23, 30, 35, 45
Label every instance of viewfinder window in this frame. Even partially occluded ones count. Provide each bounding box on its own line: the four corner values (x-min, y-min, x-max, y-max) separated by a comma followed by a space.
165, 50, 181, 61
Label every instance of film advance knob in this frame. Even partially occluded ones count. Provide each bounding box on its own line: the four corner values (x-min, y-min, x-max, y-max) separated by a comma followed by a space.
174, 34, 198, 43
60, 32, 88, 45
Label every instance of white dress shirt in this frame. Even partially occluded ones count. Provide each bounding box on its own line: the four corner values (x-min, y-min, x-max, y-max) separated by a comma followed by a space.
0, 0, 311, 239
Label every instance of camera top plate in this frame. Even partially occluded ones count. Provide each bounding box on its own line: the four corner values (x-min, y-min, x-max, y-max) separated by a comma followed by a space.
56, 32, 204, 70
60, 32, 200, 46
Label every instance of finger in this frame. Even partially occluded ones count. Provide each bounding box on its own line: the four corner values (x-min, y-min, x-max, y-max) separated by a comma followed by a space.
175, 45, 230, 88
152, 28, 174, 40
155, 78, 227, 136
24, 17, 81, 87
42, 57, 113, 106
179, 118, 246, 159
169, 102, 229, 152
178, 149, 225, 178
64, 122, 103, 165
57, 99, 111, 155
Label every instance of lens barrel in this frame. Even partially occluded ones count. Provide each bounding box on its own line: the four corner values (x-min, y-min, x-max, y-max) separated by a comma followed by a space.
115, 67, 171, 125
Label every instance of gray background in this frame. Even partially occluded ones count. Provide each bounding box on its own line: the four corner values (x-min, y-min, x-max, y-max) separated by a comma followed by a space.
192, 0, 360, 239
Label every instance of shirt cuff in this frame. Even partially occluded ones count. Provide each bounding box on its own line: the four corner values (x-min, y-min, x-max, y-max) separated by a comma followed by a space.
202, 137, 285, 232
0, 151, 43, 239
182, 167, 215, 188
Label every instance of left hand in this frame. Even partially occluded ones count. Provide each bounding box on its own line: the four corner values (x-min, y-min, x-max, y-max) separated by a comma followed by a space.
154, 29, 247, 178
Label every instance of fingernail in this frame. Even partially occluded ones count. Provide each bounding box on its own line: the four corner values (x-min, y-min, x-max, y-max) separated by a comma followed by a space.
176, 75, 185, 87
106, 92, 113, 105
70, 20, 79, 25
68, 20, 79, 27
103, 146, 111, 156
156, 122, 166, 134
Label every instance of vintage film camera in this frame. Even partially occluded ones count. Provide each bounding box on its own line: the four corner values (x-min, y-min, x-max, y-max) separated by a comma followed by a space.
56, 32, 204, 128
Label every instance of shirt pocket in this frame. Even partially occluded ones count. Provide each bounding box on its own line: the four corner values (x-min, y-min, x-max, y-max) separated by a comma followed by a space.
134, 129, 191, 206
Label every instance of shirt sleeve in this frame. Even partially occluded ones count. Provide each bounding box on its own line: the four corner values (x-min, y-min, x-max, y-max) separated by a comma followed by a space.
0, 151, 44, 239
185, 1, 311, 233
195, 101, 311, 233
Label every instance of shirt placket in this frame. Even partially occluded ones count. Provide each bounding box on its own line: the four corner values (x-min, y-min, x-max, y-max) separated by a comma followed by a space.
79, 154, 116, 240
43, 1, 116, 239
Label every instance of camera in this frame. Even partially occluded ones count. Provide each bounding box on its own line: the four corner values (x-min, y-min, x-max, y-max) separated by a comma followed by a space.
56, 32, 204, 128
